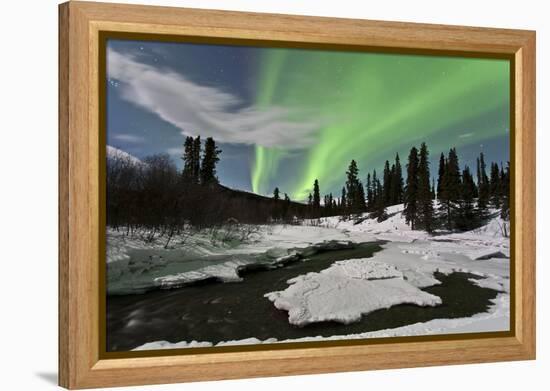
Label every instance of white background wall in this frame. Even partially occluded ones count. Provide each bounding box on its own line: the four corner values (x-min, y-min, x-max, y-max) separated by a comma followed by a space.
0, 0, 546, 389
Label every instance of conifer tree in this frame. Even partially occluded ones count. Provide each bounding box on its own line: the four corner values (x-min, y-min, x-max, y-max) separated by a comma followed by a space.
181, 136, 195, 181
404, 146, 419, 229
313, 179, 321, 209
431, 179, 436, 200
200, 137, 221, 185
417, 143, 434, 232
500, 162, 510, 220
437, 152, 445, 198
391, 153, 404, 204
456, 166, 477, 230
273, 187, 280, 200
382, 160, 392, 206
489, 162, 501, 208
308, 193, 313, 207
366, 173, 373, 210
477, 152, 490, 211
341, 187, 347, 213
371, 170, 379, 210
345, 160, 364, 213
389, 164, 396, 203
357, 180, 366, 211
440, 148, 461, 229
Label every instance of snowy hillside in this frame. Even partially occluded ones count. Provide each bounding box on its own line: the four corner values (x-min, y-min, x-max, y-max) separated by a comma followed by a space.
106, 145, 144, 166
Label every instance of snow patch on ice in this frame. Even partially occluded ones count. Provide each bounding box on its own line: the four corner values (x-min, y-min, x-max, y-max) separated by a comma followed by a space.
265, 259, 442, 326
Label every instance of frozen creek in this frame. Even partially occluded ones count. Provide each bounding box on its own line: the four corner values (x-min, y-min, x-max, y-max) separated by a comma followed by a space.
106, 241, 505, 352
106, 204, 510, 351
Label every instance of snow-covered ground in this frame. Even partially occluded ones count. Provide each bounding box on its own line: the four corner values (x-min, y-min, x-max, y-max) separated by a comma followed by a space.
107, 228, 359, 295
107, 203, 510, 350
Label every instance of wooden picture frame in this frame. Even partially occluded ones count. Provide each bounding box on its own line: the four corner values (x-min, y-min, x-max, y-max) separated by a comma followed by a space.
59, 1, 536, 389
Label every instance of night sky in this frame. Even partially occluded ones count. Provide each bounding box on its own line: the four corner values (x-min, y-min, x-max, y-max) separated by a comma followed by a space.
106, 39, 510, 201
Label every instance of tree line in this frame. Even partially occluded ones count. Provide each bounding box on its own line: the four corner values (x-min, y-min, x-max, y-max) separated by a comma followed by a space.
107, 136, 311, 244
290, 143, 510, 232
108, 133, 510, 240
107, 136, 223, 240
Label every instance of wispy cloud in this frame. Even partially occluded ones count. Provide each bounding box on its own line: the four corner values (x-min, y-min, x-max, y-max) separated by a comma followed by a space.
112, 133, 146, 144
107, 49, 321, 149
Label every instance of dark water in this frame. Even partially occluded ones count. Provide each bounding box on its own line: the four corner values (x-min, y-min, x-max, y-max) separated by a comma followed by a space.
106, 242, 499, 351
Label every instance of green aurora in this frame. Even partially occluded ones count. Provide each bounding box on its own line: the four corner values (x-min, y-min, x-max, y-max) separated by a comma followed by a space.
250, 48, 509, 200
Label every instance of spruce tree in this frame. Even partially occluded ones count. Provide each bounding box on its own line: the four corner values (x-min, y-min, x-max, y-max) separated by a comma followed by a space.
341, 187, 347, 213
417, 143, 434, 232
437, 152, 445, 198
457, 166, 477, 230
345, 160, 363, 213
357, 180, 366, 211
439, 148, 461, 229
181, 136, 195, 181
392, 153, 404, 204
199, 137, 221, 185
366, 173, 373, 210
431, 179, 436, 200
389, 163, 396, 204
404, 146, 419, 229
382, 160, 391, 206
313, 179, 321, 209
489, 162, 501, 208
273, 187, 280, 200
477, 152, 489, 211
371, 170, 378, 210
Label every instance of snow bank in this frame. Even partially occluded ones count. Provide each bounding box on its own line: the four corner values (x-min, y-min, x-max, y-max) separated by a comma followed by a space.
154, 252, 300, 289
107, 230, 360, 295
133, 337, 278, 351
265, 259, 442, 326
153, 241, 360, 290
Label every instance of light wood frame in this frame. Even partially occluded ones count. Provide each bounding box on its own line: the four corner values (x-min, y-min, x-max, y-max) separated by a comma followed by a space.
59, 1, 536, 389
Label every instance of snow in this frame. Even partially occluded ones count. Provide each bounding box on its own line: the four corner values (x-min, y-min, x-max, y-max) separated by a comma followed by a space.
265, 259, 442, 326
109, 203, 510, 346
154, 253, 301, 288
106, 145, 144, 166
106, 227, 357, 295
133, 337, 278, 351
